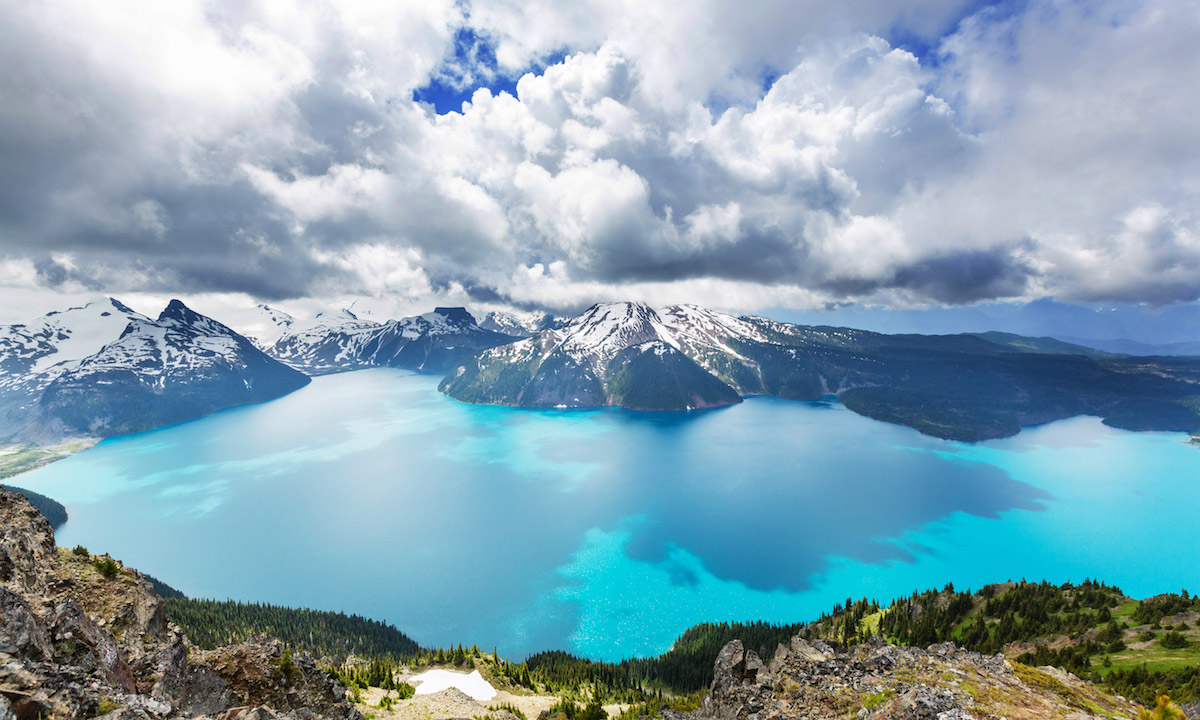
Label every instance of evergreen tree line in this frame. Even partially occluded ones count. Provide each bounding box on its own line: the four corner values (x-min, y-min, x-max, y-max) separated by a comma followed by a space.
1105, 665, 1200, 707
806, 580, 1199, 705
1133, 592, 1200, 625
2, 485, 68, 529
165, 598, 419, 657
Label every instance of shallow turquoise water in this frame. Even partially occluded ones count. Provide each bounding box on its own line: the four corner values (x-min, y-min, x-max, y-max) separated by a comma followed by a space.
14, 369, 1199, 660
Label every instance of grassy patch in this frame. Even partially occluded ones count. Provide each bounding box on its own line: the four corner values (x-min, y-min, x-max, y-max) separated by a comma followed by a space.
0, 440, 95, 479
858, 610, 884, 637
1113, 600, 1141, 621
862, 689, 895, 710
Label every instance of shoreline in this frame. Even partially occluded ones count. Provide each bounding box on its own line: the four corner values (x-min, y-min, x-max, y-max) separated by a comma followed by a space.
0, 438, 97, 481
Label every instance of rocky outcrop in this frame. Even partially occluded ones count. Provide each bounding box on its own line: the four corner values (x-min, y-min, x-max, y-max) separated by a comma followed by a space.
698, 636, 1138, 720
0, 488, 360, 720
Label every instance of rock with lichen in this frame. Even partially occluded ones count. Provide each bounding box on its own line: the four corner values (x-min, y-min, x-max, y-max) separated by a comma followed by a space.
695, 634, 1139, 720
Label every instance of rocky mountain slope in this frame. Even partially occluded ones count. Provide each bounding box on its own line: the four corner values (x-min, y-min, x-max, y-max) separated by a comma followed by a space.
441, 301, 1200, 440
256, 307, 519, 375
0, 488, 359, 720
697, 636, 1140, 720
439, 303, 743, 410
0, 300, 309, 444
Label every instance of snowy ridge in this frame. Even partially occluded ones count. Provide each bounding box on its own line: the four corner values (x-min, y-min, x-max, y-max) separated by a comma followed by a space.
659, 304, 769, 349
466, 302, 765, 384
64, 301, 251, 387
262, 307, 381, 374
557, 302, 668, 372
257, 306, 518, 375
0, 299, 149, 391
375, 307, 476, 343
247, 304, 299, 348
441, 301, 750, 410
479, 310, 563, 337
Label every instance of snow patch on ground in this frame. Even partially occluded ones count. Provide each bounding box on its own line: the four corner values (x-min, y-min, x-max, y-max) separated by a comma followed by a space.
409, 669, 497, 701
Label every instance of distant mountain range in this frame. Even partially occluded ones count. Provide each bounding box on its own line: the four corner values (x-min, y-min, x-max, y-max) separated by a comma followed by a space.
440, 302, 1200, 441
252, 305, 519, 375
478, 310, 565, 337
2, 298, 1198, 447
772, 297, 1200, 353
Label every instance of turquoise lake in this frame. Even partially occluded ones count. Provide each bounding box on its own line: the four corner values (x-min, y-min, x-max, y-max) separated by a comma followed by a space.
13, 369, 1200, 661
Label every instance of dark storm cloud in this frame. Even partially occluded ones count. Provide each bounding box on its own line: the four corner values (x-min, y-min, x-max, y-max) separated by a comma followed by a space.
891, 249, 1034, 304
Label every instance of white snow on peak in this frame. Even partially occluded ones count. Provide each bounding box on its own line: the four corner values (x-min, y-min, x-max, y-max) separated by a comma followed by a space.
470, 301, 772, 387
479, 309, 559, 336
559, 302, 664, 364
659, 304, 767, 343
0, 298, 149, 376
656, 304, 768, 360
0, 299, 275, 396
314, 308, 362, 324
378, 308, 474, 341
247, 305, 297, 348
416, 311, 456, 334
72, 302, 253, 383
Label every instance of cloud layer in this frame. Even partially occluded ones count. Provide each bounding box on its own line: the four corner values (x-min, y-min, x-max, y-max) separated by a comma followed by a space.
1, 0, 1198, 315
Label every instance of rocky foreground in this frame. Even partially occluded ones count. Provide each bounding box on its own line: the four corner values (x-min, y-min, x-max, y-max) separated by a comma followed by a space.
0, 488, 359, 720
694, 636, 1142, 720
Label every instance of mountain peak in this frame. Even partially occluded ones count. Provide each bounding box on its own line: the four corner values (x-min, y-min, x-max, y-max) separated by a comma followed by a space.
315, 308, 360, 322
158, 298, 194, 320
430, 307, 477, 326
563, 302, 662, 353
106, 297, 136, 314
156, 300, 239, 339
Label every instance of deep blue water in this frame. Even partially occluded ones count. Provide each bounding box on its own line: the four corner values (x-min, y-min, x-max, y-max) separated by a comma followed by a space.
14, 369, 1199, 660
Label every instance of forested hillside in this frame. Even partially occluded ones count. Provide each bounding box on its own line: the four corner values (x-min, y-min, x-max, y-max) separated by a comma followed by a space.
165, 597, 420, 658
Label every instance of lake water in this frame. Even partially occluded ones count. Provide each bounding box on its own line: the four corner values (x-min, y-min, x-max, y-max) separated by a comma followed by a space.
13, 369, 1199, 661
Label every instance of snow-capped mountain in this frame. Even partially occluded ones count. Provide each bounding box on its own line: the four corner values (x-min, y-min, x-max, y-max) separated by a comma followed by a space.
440, 300, 1200, 440
0, 298, 149, 384
439, 302, 746, 410
245, 304, 300, 349
0, 299, 309, 443
257, 306, 520, 375
478, 310, 564, 337
258, 307, 382, 375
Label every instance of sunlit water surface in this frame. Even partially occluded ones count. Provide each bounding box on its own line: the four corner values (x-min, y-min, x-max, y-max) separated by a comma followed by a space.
15, 369, 1198, 660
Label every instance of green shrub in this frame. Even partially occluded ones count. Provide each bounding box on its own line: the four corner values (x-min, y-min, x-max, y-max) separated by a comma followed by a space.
1161, 631, 1189, 650
273, 651, 301, 683
579, 695, 606, 720
545, 698, 579, 719
72, 545, 89, 557
395, 681, 415, 700
1138, 695, 1187, 720
94, 557, 119, 579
